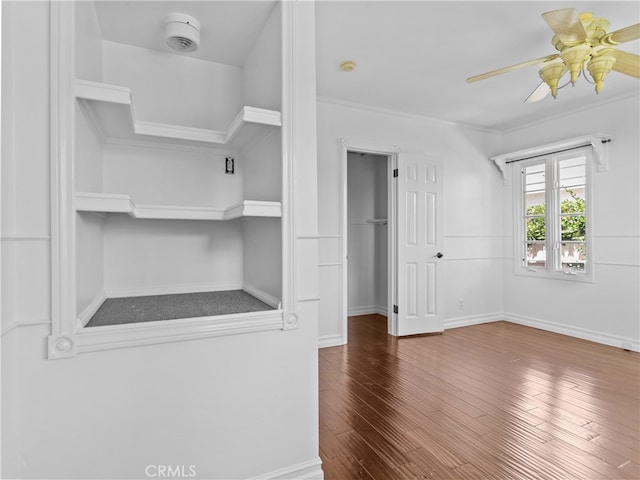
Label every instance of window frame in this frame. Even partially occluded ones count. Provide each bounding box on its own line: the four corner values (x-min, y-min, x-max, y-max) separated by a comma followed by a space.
514, 147, 594, 283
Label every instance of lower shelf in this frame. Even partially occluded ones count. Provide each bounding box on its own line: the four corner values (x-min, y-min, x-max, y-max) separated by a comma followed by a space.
85, 290, 277, 328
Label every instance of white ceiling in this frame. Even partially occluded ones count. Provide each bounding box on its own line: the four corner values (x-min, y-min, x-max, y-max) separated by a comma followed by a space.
94, 1, 640, 133
94, 1, 277, 67
315, 1, 640, 132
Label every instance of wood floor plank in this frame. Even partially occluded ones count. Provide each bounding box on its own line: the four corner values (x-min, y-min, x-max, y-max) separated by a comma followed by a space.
319, 315, 640, 479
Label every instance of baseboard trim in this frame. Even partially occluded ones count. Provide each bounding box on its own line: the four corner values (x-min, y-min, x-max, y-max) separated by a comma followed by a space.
504, 312, 640, 352
77, 290, 107, 327
243, 283, 281, 309
444, 312, 502, 330
318, 334, 344, 349
105, 283, 244, 299
348, 305, 387, 317
251, 458, 323, 480
323, 310, 639, 352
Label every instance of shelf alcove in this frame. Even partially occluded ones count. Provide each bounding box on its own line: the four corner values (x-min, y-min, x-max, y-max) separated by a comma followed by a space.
48, 1, 292, 357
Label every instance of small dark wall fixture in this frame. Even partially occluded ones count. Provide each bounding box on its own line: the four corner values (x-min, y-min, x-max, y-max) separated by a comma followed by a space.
225, 157, 235, 175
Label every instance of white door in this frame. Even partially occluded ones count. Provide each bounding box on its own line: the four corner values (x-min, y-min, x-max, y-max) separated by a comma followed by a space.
395, 153, 444, 335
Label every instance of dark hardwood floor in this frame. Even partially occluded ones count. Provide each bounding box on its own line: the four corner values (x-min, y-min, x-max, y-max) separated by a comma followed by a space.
319, 315, 640, 479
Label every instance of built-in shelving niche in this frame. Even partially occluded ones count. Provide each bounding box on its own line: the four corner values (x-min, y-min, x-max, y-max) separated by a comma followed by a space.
48, 0, 293, 360
73, 79, 283, 334
76, 80, 282, 151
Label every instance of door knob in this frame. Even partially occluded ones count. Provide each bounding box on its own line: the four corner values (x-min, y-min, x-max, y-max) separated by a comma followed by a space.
434, 252, 444, 258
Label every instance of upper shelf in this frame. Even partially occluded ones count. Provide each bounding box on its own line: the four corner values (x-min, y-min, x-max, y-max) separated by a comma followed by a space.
75, 192, 282, 221
75, 80, 281, 151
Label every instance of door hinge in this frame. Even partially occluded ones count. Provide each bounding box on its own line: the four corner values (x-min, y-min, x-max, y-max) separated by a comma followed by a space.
393, 168, 398, 178
393, 305, 398, 314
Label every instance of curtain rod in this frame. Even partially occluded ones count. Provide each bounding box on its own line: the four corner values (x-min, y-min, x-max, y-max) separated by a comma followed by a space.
504, 139, 611, 165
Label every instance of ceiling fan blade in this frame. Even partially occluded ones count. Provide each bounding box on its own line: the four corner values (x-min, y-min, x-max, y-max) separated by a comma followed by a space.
467, 54, 559, 83
610, 49, 640, 79
606, 23, 640, 45
524, 82, 551, 103
542, 8, 587, 43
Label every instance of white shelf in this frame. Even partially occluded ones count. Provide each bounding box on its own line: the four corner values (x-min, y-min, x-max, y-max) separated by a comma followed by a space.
224, 200, 282, 220
75, 80, 281, 150
76, 192, 281, 221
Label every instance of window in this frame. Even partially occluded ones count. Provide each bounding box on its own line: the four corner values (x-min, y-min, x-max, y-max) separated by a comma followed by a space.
516, 147, 592, 282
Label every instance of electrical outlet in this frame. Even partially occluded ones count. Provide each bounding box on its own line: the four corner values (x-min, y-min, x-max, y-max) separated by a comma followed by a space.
458, 299, 464, 310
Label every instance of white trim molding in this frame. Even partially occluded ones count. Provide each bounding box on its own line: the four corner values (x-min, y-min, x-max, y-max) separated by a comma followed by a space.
251, 458, 324, 480
339, 139, 400, 345
318, 334, 344, 349
243, 283, 281, 309
77, 290, 107, 327
504, 312, 640, 353
1, 234, 51, 242
48, 310, 284, 359
348, 305, 388, 317
490, 133, 612, 182
444, 312, 502, 330
1, 318, 51, 337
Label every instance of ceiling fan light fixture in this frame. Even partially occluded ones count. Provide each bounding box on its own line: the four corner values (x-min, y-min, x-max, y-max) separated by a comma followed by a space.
587, 54, 617, 93
539, 62, 566, 98
560, 44, 592, 84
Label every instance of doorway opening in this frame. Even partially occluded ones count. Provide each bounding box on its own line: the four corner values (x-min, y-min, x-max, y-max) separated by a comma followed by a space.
341, 142, 445, 344
342, 145, 398, 343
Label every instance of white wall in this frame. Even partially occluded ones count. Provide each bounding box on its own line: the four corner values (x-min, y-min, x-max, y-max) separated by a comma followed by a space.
102, 41, 243, 131
346, 153, 387, 315
100, 144, 247, 297
74, 0, 102, 82
243, 2, 281, 112
317, 99, 504, 346
317, 95, 639, 351
74, 0, 104, 316
242, 3, 283, 303
2, 3, 53, 476
1, 3, 321, 479
500, 94, 640, 350
374, 156, 388, 308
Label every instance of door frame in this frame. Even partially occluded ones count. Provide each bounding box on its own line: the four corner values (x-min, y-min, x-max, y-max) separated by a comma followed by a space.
340, 140, 400, 343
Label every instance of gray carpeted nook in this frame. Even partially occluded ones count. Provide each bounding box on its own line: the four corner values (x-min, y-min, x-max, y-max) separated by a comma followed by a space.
86, 290, 275, 327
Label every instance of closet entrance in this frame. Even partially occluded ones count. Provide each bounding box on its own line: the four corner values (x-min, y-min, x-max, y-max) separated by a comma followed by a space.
344, 147, 397, 340
342, 143, 445, 343
346, 151, 393, 329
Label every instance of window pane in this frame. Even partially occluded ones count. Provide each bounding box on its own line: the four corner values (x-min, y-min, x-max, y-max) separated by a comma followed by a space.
558, 157, 585, 189
526, 192, 545, 210
560, 214, 585, 241
560, 186, 585, 211
526, 217, 545, 241
560, 242, 586, 271
524, 162, 546, 267
559, 157, 586, 223
524, 163, 545, 193
526, 243, 546, 268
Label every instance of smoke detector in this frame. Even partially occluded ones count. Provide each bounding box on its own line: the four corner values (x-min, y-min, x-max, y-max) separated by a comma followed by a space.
164, 13, 200, 53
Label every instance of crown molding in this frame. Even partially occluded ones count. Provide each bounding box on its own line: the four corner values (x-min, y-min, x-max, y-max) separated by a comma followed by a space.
501, 90, 640, 134
316, 95, 503, 135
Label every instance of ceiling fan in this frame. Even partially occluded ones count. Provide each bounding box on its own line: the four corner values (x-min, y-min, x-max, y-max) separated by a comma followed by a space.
467, 8, 640, 102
